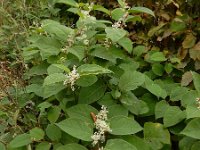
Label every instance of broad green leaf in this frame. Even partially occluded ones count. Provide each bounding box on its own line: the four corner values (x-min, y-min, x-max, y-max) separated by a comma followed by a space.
105, 139, 137, 150
122, 135, 151, 150
47, 106, 61, 123
144, 122, 170, 149
149, 52, 167, 62
179, 137, 197, 150
78, 64, 112, 76
27, 63, 48, 76
56, 143, 87, 150
155, 100, 170, 119
182, 33, 196, 49
0, 143, 6, 150
8, 134, 32, 148
133, 45, 147, 56
109, 116, 143, 135
129, 7, 155, 17
117, 0, 126, 8
108, 104, 128, 118
105, 27, 127, 42
145, 82, 167, 98
111, 8, 125, 20
152, 63, 164, 76
181, 118, 200, 139
192, 71, 200, 94
26, 84, 43, 97
55, 0, 79, 7
56, 118, 93, 141
120, 92, 149, 115
91, 46, 116, 63
191, 141, 200, 150
66, 104, 98, 124
148, 23, 166, 37
43, 73, 65, 86
163, 106, 186, 127
76, 75, 97, 87
53, 64, 70, 73
68, 46, 85, 61
119, 71, 145, 91
32, 36, 61, 60
42, 19, 74, 41
170, 20, 186, 32
30, 127, 45, 141
170, 87, 189, 101
118, 37, 133, 53
93, 5, 110, 15
47, 64, 63, 75
36, 142, 51, 150
43, 83, 65, 98
186, 106, 200, 119
78, 80, 106, 104
46, 124, 61, 141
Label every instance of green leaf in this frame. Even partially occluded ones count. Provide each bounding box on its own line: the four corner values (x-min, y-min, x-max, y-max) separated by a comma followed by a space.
55, 0, 79, 7
78, 80, 106, 104
53, 64, 70, 73
120, 92, 149, 115
105, 139, 137, 150
152, 63, 164, 76
47, 64, 63, 75
145, 82, 167, 98
122, 135, 151, 150
181, 118, 200, 139
46, 124, 62, 141
108, 104, 128, 118
42, 19, 74, 41
43, 73, 65, 86
192, 71, 200, 95
8, 134, 32, 148
0, 143, 6, 150
144, 122, 170, 149
163, 106, 186, 127
149, 52, 167, 62
66, 104, 98, 124
68, 46, 85, 61
36, 142, 51, 150
118, 37, 133, 53
93, 5, 110, 15
78, 64, 112, 76
155, 100, 170, 119
43, 83, 65, 98
56, 143, 87, 150
26, 84, 44, 97
186, 106, 200, 119
76, 75, 97, 87
170, 20, 186, 32
129, 7, 155, 17
105, 27, 127, 42
119, 71, 145, 91
111, 8, 125, 20
133, 45, 147, 57
117, 0, 126, 8
47, 106, 61, 123
30, 127, 45, 141
32, 37, 61, 60
109, 116, 143, 135
191, 141, 200, 150
56, 118, 93, 141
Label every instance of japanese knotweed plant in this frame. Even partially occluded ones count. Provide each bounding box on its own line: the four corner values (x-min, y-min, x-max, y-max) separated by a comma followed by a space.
3, 0, 200, 150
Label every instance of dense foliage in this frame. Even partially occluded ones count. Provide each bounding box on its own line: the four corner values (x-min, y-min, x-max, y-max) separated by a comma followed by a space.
1, 0, 200, 150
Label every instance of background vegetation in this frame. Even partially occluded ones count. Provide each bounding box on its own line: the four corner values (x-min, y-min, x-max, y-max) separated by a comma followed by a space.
0, 0, 200, 150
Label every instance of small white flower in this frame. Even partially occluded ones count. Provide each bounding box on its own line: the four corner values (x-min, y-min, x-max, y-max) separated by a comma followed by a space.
83, 39, 89, 45
63, 65, 80, 91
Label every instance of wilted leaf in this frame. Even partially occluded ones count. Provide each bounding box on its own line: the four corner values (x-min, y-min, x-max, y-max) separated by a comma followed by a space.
182, 34, 196, 49
181, 71, 193, 86
190, 42, 200, 60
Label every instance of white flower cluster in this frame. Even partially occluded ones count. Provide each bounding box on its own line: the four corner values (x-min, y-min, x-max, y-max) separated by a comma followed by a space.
91, 105, 112, 146
196, 98, 200, 109
63, 65, 80, 91
112, 12, 129, 28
